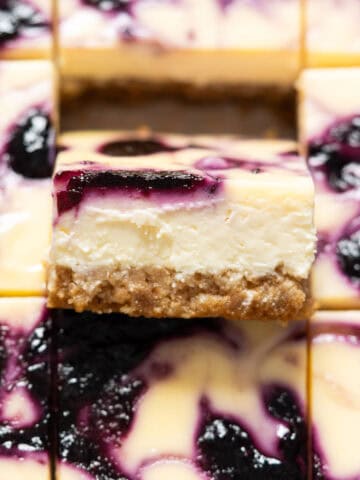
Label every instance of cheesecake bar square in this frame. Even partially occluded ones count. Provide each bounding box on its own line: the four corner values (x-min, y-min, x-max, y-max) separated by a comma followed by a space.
305, 0, 360, 67
298, 69, 360, 309
0, 0, 52, 59
59, 0, 302, 91
310, 311, 360, 479
0, 298, 51, 480
0, 61, 55, 296
54, 311, 309, 479
48, 132, 315, 321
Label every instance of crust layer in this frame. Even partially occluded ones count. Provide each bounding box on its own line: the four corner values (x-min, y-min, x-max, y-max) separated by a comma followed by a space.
61, 77, 295, 105
47, 265, 312, 322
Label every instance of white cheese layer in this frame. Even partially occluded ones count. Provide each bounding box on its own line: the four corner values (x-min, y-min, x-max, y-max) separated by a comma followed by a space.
52, 194, 315, 280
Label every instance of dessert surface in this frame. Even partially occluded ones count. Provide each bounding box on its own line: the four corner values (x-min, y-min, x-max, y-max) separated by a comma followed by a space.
0, 2, 359, 479
311, 310, 360, 479
306, 0, 360, 67
0, 297, 51, 480
54, 311, 308, 480
0, 0, 52, 58
59, 0, 301, 87
48, 131, 315, 321
299, 69, 360, 309
0, 60, 55, 296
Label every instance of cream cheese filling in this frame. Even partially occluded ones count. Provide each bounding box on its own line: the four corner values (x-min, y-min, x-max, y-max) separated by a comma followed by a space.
52, 196, 315, 280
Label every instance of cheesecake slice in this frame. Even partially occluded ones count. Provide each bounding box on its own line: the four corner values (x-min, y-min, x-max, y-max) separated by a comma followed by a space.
0, 297, 51, 480
310, 310, 360, 479
0, 61, 55, 296
59, 0, 301, 94
305, 0, 360, 67
0, 0, 52, 59
298, 69, 360, 309
48, 132, 315, 321
54, 310, 309, 479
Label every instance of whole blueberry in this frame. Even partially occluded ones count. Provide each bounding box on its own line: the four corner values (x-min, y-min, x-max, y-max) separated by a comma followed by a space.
100, 138, 178, 156
5, 108, 54, 179
308, 115, 360, 193
337, 230, 360, 283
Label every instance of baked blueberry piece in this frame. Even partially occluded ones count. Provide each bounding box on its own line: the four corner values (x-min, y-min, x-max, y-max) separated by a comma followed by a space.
53, 310, 309, 479
59, 0, 302, 92
0, 298, 51, 480
48, 131, 315, 321
0, 60, 55, 296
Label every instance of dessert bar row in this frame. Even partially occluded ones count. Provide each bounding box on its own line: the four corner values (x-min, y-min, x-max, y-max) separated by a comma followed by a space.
0, 296, 356, 480
3, 0, 360, 87
1, 61, 359, 311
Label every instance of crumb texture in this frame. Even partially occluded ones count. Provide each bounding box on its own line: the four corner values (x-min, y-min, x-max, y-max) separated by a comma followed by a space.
48, 265, 312, 322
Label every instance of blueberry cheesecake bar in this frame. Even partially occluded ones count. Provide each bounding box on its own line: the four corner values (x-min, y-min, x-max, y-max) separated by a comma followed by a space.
0, 0, 52, 59
0, 61, 55, 296
298, 69, 360, 309
310, 310, 360, 479
59, 0, 302, 94
53, 311, 309, 479
0, 298, 51, 480
48, 131, 316, 321
305, 0, 360, 67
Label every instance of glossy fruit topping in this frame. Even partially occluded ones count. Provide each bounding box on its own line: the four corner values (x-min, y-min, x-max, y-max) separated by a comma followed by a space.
337, 229, 360, 284
5, 108, 54, 179
99, 138, 178, 157
56, 169, 222, 214
0, 0, 48, 46
308, 115, 360, 193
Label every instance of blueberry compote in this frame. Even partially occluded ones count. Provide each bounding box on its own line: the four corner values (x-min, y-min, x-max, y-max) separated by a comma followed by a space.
196, 386, 307, 480
308, 115, 360, 193
99, 138, 179, 157
0, 314, 51, 458
337, 229, 360, 285
0, 0, 48, 47
56, 169, 222, 215
54, 310, 220, 479
4, 108, 54, 179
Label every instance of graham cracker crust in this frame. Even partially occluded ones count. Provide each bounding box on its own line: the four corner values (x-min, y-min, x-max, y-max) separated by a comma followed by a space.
61, 77, 295, 107
47, 265, 313, 322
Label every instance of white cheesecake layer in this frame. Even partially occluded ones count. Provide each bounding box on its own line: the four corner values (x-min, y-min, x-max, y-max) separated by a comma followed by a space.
298, 68, 360, 147
54, 194, 314, 280
0, 178, 52, 295
306, 0, 360, 67
0, 458, 50, 480
312, 311, 360, 478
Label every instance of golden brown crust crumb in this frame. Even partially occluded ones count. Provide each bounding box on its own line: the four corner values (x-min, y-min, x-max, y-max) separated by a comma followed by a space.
47, 265, 313, 322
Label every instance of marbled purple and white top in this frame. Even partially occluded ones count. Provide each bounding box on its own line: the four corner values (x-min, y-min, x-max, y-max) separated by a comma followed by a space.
0, 0, 51, 57
54, 310, 308, 480
60, 0, 301, 51
0, 60, 54, 295
311, 311, 360, 480
0, 298, 51, 480
300, 69, 360, 307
